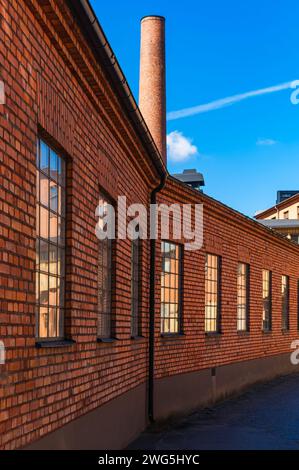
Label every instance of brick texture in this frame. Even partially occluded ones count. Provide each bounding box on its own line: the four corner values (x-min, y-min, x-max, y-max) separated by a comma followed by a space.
1, 0, 299, 450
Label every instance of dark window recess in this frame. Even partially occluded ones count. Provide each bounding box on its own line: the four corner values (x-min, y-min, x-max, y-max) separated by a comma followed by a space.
97, 194, 113, 339
262, 270, 272, 332
282, 275, 290, 331
131, 238, 140, 337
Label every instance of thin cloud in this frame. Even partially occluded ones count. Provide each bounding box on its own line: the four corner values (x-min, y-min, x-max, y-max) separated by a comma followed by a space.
256, 138, 278, 146
167, 131, 198, 162
167, 81, 294, 121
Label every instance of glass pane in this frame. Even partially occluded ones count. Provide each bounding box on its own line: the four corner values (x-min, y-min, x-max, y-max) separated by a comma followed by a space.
40, 140, 49, 174
49, 213, 58, 244
36, 170, 40, 199
36, 239, 40, 270
48, 307, 57, 338
50, 149, 58, 181
35, 272, 39, 302
40, 174, 49, 207
39, 274, 49, 305
58, 247, 65, 277
39, 240, 49, 273
49, 276, 57, 307
36, 205, 40, 236
40, 207, 49, 239
49, 245, 58, 275
56, 308, 62, 338
39, 307, 48, 338
49, 182, 58, 213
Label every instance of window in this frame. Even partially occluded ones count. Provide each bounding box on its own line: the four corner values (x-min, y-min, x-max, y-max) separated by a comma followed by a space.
297, 207, 299, 220
205, 254, 221, 333
36, 138, 66, 339
283, 211, 289, 219
131, 238, 140, 337
282, 275, 290, 330
237, 263, 250, 331
161, 242, 182, 335
97, 194, 113, 339
290, 234, 299, 244
262, 270, 272, 332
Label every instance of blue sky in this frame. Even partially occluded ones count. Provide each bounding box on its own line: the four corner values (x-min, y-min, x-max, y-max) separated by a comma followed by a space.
90, 0, 299, 217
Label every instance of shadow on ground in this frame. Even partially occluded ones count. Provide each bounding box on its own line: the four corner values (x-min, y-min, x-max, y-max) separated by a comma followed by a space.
130, 373, 299, 450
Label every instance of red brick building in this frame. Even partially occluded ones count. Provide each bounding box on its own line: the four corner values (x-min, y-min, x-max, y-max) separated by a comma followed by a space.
1, 0, 299, 450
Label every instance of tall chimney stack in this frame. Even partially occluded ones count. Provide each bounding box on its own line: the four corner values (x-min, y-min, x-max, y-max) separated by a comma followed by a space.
139, 16, 167, 164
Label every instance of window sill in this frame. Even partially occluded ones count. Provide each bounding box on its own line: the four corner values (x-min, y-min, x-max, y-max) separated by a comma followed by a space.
161, 333, 185, 339
131, 335, 145, 341
36, 339, 76, 349
237, 330, 250, 336
205, 332, 222, 338
262, 329, 272, 335
281, 328, 290, 334
97, 337, 117, 344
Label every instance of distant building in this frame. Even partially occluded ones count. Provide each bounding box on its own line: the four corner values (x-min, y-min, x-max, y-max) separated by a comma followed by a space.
276, 190, 299, 204
172, 169, 205, 191
255, 191, 299, 243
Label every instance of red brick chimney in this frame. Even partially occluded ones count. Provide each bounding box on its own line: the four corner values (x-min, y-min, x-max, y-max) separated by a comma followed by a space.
139, 16, 167, 164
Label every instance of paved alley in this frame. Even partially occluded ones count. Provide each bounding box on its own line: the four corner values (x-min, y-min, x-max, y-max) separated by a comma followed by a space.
131, 373, 299, 450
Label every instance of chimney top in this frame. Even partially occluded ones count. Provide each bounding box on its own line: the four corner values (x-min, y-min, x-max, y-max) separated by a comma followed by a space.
141, 15, 165, 22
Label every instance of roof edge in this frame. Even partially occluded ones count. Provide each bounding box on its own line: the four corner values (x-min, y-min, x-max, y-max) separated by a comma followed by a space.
66, 0, 166, 179
255, 192, 299, 219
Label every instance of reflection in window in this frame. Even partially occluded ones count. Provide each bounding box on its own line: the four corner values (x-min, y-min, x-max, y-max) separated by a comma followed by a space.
161, 242, 182, 334
282, 275, 289, 330
97, 194, 112, 339
205, 254, 221, 333
237, 263, 250, 331
262, 270, 272, 331
36, 139, 65, 339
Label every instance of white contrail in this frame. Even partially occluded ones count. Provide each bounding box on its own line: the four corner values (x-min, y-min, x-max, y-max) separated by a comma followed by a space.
167, 81, 294, 121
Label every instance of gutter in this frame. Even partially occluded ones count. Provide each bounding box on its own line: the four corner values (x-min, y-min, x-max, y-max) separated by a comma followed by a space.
66, 0, 166, 179
148, 173, 167, 422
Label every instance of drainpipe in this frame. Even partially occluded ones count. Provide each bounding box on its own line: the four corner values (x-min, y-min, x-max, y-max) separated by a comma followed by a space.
148, 173, 166, 422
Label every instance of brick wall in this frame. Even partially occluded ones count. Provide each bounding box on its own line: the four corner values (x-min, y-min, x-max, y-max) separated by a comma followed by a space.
1, 0, 299, 450
156, 178, 299, 380
0, 0, 158, 449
